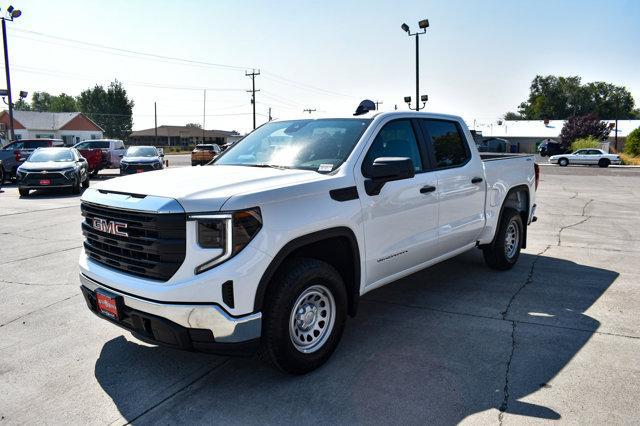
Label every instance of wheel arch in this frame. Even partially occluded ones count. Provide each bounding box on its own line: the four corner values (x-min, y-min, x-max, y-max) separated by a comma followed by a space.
491, 184, 530, 249
254, 227, 361, 317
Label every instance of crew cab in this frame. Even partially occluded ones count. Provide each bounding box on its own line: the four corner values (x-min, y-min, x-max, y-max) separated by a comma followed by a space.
78, 111, 538, 374
74, 139, 126, 175
549, 148, 620, 167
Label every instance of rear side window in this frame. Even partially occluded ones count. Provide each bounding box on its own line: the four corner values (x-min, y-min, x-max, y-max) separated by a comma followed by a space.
24, 141, 49, 149
92, 141, 110, 149
421, 120, 469, 169
362, 120, 423, 176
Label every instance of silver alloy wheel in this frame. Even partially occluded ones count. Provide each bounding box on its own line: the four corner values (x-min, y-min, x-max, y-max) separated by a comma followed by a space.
504, 219, 520, 259
289, 284, 336, 354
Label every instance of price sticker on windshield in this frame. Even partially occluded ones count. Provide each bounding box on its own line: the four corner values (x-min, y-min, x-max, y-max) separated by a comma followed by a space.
318, 164, 333, 172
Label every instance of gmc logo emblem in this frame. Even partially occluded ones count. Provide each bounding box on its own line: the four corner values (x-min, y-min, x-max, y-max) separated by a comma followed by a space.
92, 218, 128, 237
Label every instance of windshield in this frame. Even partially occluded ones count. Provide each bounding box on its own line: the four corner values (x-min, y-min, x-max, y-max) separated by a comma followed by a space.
125, 147, 157, 157
28, 149, 74, 162
215, 119, 370, 172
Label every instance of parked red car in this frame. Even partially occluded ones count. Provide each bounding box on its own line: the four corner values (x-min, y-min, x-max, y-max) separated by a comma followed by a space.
73, 139, 125, 176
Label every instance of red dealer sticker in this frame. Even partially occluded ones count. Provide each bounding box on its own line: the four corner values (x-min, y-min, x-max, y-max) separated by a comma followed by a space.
39, 179, 51, 185
96, 290, 120, 320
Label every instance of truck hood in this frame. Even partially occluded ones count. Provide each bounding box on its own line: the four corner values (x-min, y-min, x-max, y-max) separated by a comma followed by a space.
92, 165, 323, 212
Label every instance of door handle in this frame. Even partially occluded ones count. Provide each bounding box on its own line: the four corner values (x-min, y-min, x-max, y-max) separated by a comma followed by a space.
420, 185, 436, 194
471, 177, 483, 184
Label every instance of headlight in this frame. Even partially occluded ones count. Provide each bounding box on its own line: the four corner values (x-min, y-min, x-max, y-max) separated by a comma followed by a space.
153, 161, 162, 169
62, 168, 76, 179
190, 207, 262, 274
15, 169, 25, 179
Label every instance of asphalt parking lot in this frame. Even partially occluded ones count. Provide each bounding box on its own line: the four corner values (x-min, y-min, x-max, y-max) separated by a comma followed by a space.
1, 162, 639, 424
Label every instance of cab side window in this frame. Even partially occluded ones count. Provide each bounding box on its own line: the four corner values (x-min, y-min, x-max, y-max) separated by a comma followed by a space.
362, 120, 423, 177
420, 120, 470, 169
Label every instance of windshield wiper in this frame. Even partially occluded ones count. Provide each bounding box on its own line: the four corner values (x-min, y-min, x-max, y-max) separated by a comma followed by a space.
244, 163, 290, 170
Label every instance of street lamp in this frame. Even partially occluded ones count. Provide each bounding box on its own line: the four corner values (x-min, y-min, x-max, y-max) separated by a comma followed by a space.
2, 5, 21, 142
401, 19, 429, 111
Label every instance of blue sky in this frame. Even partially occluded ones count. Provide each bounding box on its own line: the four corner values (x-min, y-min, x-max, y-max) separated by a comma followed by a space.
4, 0, 640, 133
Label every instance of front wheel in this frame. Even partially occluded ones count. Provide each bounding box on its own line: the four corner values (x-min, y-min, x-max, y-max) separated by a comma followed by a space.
482, 207, 523, 270
598, 158, 610, 168
71, 176, 81, 194
558, 158, 569, 167
82, 174, 90, 188
258, 258, 347, 375
18, 188, 29, 197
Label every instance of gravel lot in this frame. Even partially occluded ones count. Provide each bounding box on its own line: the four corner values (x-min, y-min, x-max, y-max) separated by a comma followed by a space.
1, 163, 639, 424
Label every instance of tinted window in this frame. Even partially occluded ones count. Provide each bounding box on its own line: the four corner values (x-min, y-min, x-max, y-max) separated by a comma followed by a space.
421, 120, 469, 168
588, 150, 601, 155
362, 120, 423, 175
24, 140, 50, 149
125, 146, 157, 157
92, 141, 110, 149
28, 149, 75, 162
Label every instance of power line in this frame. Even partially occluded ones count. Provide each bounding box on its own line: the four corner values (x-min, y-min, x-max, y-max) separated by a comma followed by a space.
10, 28, 251, 71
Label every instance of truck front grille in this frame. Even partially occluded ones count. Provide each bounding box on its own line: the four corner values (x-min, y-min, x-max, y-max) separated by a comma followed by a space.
81, 201, 186, 281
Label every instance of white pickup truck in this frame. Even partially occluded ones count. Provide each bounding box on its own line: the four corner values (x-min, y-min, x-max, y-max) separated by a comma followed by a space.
79, 111, 538, 374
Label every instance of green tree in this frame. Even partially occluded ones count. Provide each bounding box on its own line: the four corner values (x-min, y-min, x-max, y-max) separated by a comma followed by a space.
624, 128, 640, 157
185, 122, 202, 128
510, 75, 637, 120
570, 136, 600, 151
77, 80, 134, 139
13, 98, 31, 111
31, 91, 53, 111
49, 93, 78, 112
503, 112, 524, 120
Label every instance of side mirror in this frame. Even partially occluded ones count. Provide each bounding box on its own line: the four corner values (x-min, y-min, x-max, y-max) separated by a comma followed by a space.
119, 154, 124, 158
364, 157, 414, 195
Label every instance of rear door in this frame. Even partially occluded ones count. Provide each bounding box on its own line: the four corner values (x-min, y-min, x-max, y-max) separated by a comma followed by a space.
359, 119, 440, 288
419, 119, 486, 255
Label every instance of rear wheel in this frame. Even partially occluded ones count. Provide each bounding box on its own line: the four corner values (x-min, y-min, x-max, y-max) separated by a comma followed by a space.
483, 207, 523, 270
18, 188, 29, 197
598, 158, 610, 168
558, 158, 569, 167
258, 258, 347, 375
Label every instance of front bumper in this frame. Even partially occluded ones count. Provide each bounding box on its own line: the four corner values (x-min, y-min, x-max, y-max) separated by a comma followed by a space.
80, 273, 262, 354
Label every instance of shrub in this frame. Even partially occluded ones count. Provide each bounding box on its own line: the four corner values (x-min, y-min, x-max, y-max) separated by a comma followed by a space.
570, 136, 600, 151
620, 153, 640, 165
624, 127, 640, 157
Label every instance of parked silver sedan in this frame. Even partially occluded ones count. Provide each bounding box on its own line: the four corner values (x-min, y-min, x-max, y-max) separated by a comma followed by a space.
549, 149, 621, 167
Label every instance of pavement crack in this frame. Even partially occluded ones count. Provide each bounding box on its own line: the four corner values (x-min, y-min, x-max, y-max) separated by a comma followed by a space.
499, 321, 516, 424
0, 279, 74, 287
0, 205, 77, 218
0, 245, 82, 265
581, 199, 594, 216
0, 294, 80, 328
123, 359, 230, 425
501, 245, 550, 320
557, 216, 590, 246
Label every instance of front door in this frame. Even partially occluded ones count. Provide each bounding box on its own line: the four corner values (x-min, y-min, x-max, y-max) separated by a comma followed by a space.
359, 119, 440, 289
419, 119, 486, 255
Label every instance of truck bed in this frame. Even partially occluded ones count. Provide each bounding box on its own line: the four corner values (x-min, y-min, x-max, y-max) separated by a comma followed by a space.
480, 153, 534, 161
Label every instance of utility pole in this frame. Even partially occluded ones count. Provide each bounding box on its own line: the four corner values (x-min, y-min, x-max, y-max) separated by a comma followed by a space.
154, 102, 158, 145
268, 107, 272, 121
202, 89, 206, 143
245, 69, 260, 130
303, 108, 316, 114
1, 7, 22, 142
374, 100, 383, 110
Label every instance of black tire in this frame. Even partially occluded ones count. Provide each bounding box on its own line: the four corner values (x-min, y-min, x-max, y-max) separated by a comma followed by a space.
558, 158, 569, 167
598, 158, 610, 168
72, 175, 81, 194
482, 207, 523, 271
82, 174, 90, 188
258, 258, 347, 375
18, 188, 29, 197
191, 161, 197, 166
0, 166, 4, 187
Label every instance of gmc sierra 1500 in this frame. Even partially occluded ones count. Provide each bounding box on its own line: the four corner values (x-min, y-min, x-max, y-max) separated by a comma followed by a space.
79, 111, 538, 374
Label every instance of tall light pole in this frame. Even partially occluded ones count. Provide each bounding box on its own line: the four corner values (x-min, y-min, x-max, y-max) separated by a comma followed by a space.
401, 19, 429, 111
1, 5, 21, 142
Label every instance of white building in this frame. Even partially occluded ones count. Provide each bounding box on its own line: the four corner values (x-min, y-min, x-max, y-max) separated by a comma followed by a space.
0, 110, 104, 145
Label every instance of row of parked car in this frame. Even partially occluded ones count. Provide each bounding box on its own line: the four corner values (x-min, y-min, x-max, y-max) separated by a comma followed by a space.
0, 138, 167, 195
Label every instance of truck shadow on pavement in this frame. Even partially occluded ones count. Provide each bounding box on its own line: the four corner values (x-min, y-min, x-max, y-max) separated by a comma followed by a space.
94, 250, 618, 424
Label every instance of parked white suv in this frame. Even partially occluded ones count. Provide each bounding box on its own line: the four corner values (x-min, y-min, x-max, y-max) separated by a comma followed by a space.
549, 149, 620, 167
79, 111, 538, 374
